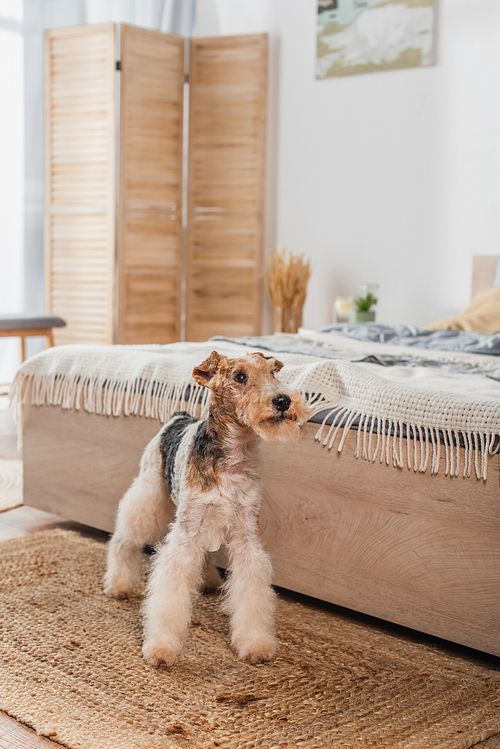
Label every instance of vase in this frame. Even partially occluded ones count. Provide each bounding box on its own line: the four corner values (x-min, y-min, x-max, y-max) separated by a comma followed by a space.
349, 310, 375, 323
273, 305, 303, 334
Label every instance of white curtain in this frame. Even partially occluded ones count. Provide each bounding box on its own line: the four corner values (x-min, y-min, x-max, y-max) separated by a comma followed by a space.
18, 0, 194, 369
84, 0, 194, 35
0, 0, 24, 386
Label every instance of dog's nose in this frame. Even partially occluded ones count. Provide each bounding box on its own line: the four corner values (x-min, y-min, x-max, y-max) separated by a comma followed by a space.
272, 394, 291, 413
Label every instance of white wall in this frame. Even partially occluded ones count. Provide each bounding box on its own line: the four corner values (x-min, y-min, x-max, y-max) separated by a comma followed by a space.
197, 0, 500, 329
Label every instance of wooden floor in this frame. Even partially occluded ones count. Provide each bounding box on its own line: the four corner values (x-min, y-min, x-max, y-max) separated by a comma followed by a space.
0, 400, 499, 749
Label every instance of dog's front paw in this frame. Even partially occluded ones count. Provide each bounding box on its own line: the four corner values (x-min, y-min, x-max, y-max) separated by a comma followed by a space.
235, 635, 277, 664
142, 639, 179, 668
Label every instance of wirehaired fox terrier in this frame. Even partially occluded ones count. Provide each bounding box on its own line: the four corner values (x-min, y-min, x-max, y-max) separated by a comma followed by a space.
104, 350, 309, 666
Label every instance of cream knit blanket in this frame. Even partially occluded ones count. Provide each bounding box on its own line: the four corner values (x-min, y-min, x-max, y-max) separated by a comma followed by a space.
10, 339, 500, 481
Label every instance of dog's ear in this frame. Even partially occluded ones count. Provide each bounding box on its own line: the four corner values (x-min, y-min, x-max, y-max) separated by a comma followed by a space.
192, 351, 223, 387
253, 352, 284, 374
272, 358, 284, 374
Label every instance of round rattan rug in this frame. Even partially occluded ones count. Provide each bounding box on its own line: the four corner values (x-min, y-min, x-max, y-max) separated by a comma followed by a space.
0, 529, 499, 749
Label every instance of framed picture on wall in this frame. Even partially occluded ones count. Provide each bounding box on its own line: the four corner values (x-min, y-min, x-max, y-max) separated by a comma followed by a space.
316, 0, 434, 79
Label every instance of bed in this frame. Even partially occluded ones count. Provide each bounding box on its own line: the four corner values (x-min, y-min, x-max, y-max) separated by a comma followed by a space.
12, 259, 500, 658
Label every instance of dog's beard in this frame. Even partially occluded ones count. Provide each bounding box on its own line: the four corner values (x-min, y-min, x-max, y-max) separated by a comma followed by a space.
244, 394, 310, 444
253, 417, 302, 443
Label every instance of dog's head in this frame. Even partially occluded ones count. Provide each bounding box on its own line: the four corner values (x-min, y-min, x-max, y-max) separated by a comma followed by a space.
192, 351, 310, 443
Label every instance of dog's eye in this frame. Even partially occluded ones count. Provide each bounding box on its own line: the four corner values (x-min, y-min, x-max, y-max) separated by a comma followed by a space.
234, 372, 247, 384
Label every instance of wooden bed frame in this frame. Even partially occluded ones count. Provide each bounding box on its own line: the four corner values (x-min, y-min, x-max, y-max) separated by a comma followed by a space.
19, 256, 500, 656
22, 400, 500, 658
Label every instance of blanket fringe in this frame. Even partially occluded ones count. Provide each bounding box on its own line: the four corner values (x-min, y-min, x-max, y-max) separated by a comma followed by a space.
314, 408, 500, 481
10, 369, 212, 448
10, 369, 500, 481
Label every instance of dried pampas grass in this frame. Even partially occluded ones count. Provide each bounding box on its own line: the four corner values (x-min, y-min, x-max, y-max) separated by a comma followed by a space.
265, 247, 311, 333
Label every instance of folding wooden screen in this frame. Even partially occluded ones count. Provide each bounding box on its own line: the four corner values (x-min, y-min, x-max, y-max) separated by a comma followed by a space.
44, 24, 116, 345
44, 25, 267, 345
185, 35, 267, 341
117, 25, 184, 344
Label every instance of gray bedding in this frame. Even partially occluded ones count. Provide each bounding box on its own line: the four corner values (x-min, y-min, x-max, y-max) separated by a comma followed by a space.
319, 323, 500, 356
214, 324, 500, 382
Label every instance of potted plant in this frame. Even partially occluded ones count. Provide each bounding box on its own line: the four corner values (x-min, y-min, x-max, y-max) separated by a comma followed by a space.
349, 292, 377, 323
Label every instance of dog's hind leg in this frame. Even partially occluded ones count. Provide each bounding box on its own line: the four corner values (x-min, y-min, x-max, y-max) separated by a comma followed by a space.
104, 430, 172, 599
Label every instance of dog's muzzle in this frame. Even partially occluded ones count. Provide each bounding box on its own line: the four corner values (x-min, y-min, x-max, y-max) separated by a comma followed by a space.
272, 394, 291, 415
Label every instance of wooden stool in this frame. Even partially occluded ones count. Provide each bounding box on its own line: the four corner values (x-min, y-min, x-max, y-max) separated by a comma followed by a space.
0, 314, 66, 362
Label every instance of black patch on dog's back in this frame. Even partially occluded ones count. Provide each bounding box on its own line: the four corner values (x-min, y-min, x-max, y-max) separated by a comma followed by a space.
189, 417, 225, 491
161, 412, 199, 492
193, 419, 223, 460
